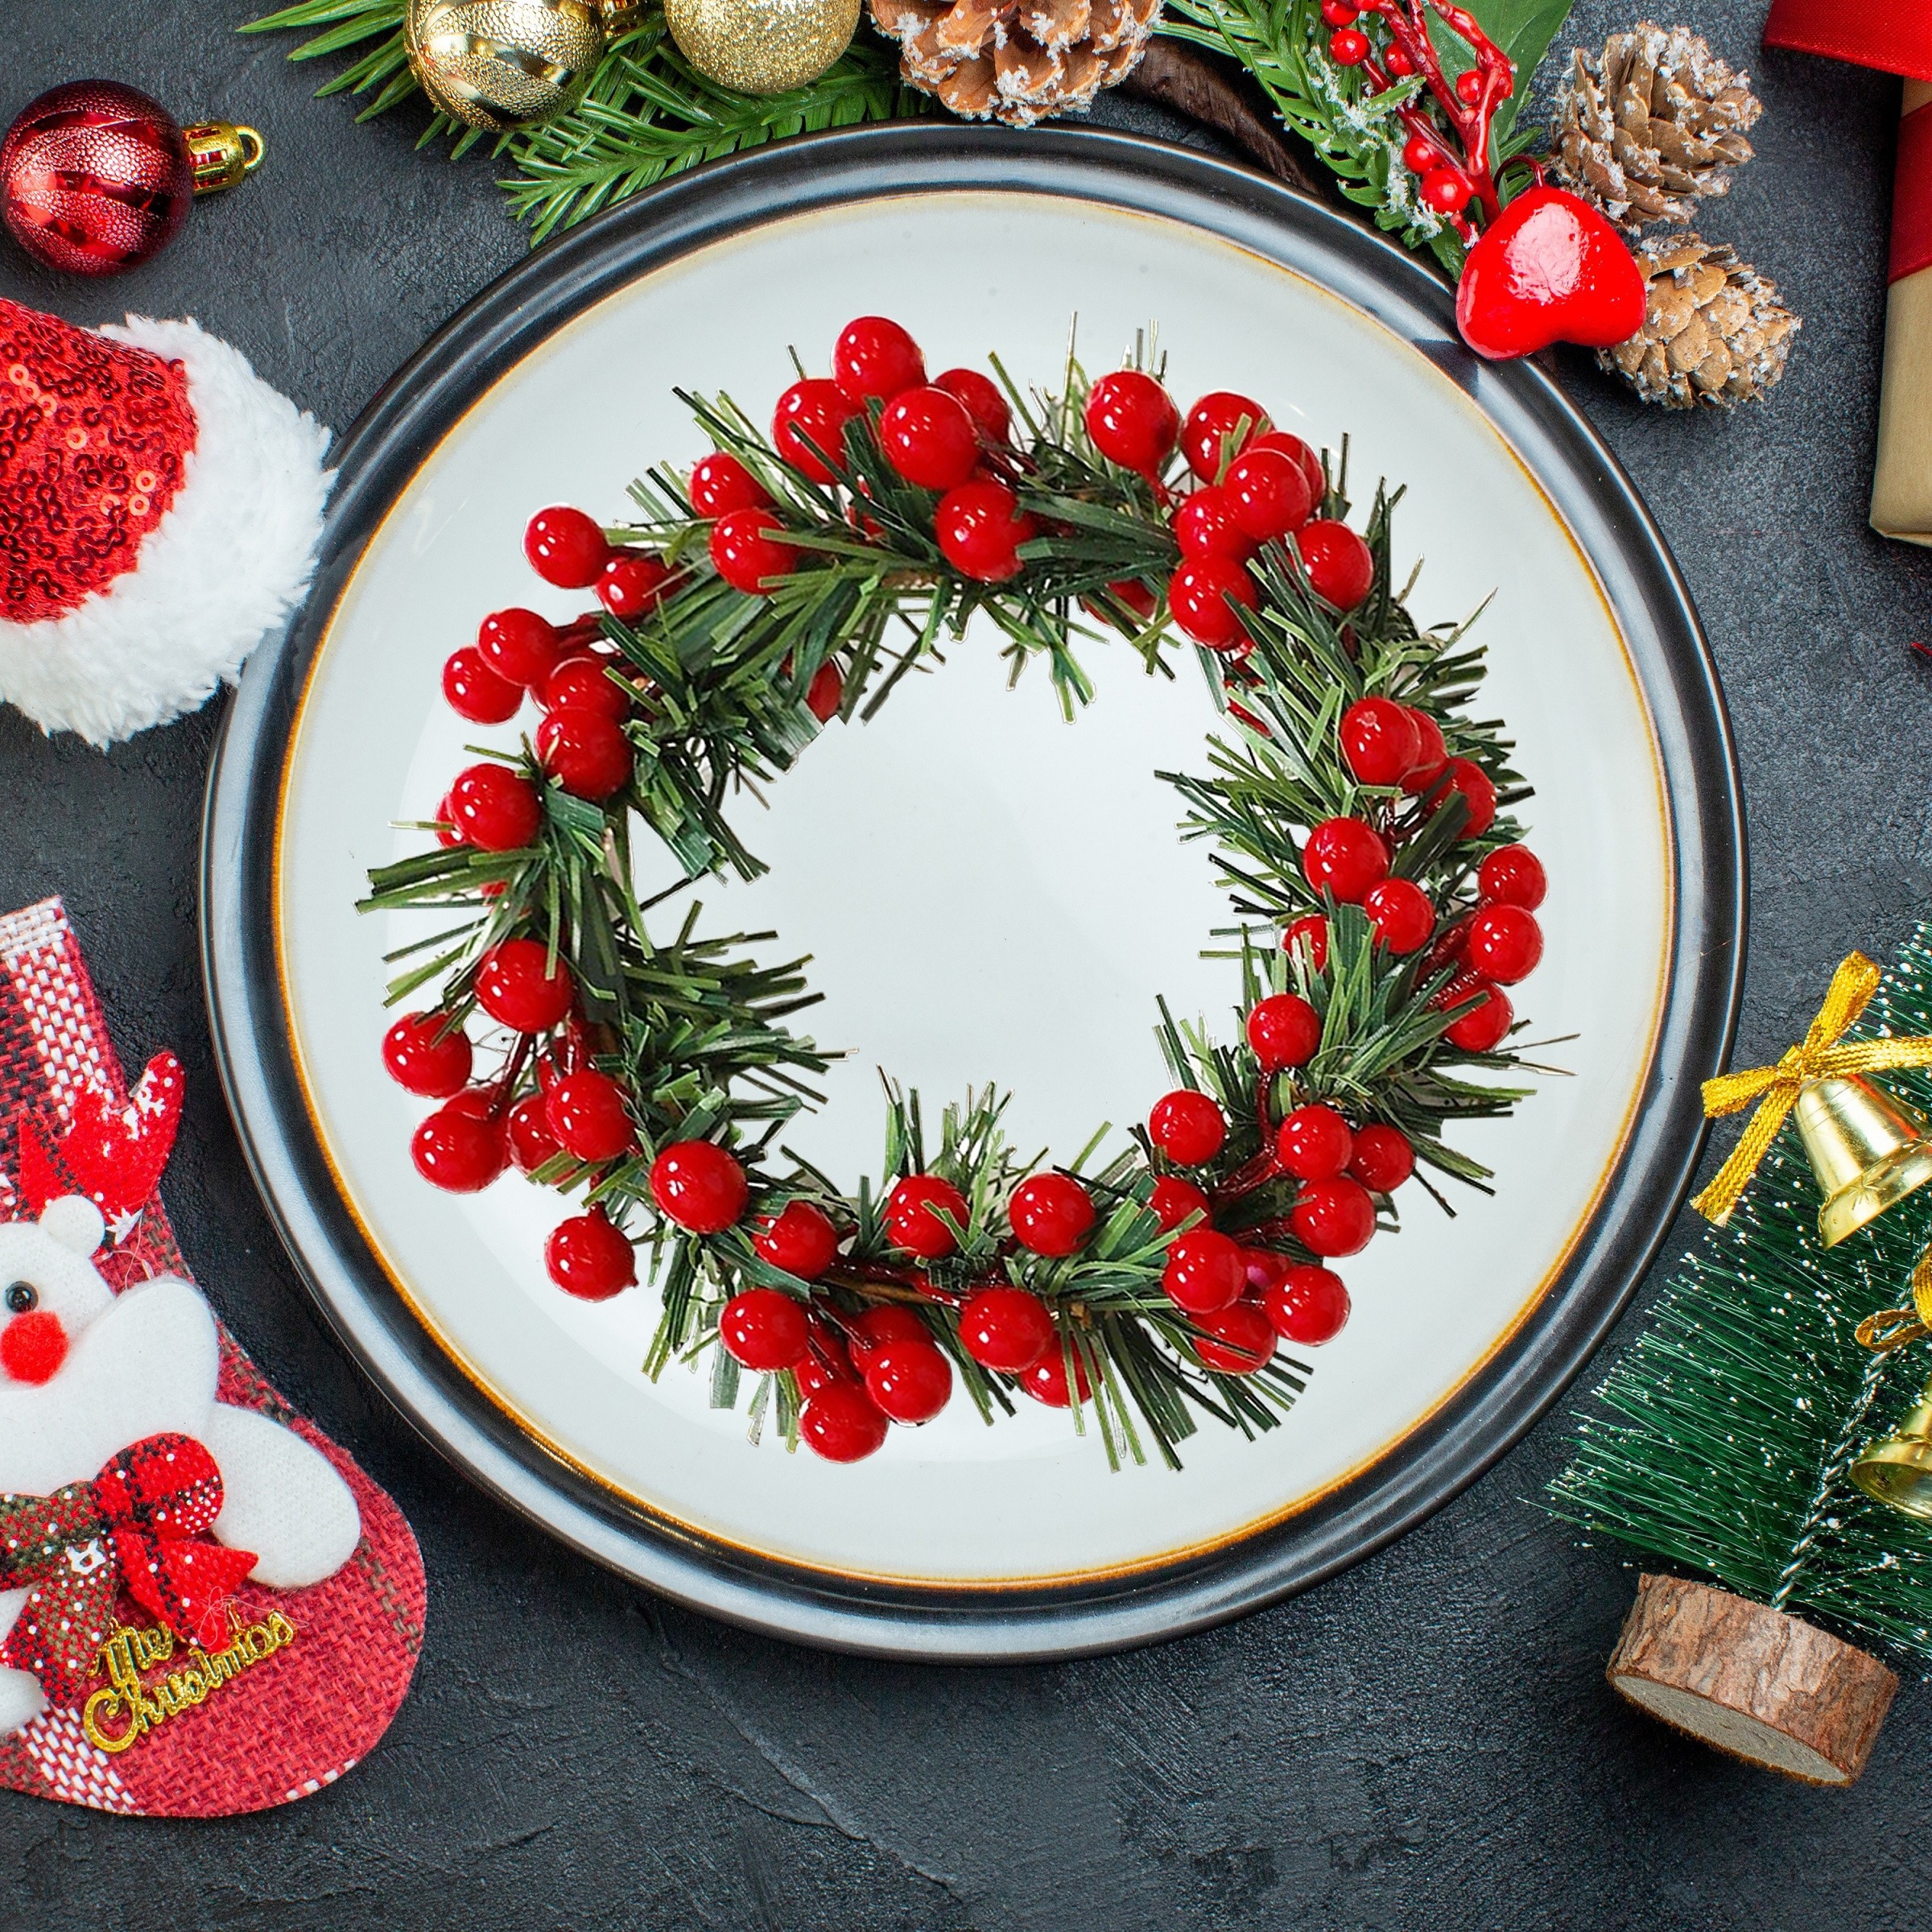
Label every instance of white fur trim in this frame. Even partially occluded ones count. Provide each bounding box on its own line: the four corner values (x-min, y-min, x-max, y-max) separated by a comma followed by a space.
0, 314, 332, 747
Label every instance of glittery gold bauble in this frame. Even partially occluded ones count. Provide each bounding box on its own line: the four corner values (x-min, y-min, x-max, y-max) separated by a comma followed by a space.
663, 0, 859, 95
405, 0, 607, 131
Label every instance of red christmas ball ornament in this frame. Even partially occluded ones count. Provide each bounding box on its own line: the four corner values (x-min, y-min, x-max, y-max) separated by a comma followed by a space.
960, 1286, 1055, 1373
1433, 757, 1497, 838
753, 1199, 840, 1280
1275, 1104, 1354, 1183
773, 378, 858, 483
720, 1289, 811, 1370
1463, 905, 1543, 983
506, 1093, 562, 1174
1479, 842, 1546, 910
879, 386, 980, 490
710, 508, 798, 594
598, 550, 672, 621
800, 1382, 889, 1461
1282, 913, 1329, 973
0, 83, 195, 277
1441, 977, 1514, 1052
411, 1095, 508, 1193
525, 507, 609, 588
1148, 1088, 1227, 1166
382, 1013, 472, 1099
1262, 1263, 1351, 1344
1020, 1348, 1094, 1408
1192, 1301, 1278, 1375
1455, 185, 1649, 361
1084, 369, 1181, 474
1181, 391, 1271, 484
1222, 447, 1315, 541
1009, 1173, 1096, 1257
1348, 1124, 1414, 1193
443, 646, 522, 725
650, 1139, 748, 1233
448, 764, 542, 852
1362, 876, 1436, 954
865, 1339, 953, 1424
1150, 1174, 1211, 1232
934, 366, 1011, 443
545, 1208, 636, 1300
1168, 555, 1258, 650
1296, 520, 1375, 609
474, 939, 575, 1033
1290, 1176, 1377, 1257
1401, 708, 1450, 793
1340, 696, 1420, 787
1246, 992, 1322, 1071
1163, 1228, 1248, 1315
688, 452, 770, 518
886, 1173, 970, 1260
536, 707, 633, 801
935, 479, 1036, 582
543, 1067, 636, 1163
833, 316, 926, 404
1302, 815, 1389, 904
539, 655, 630, 722
478, 608, 564, 688
1173, 487, 1258, 563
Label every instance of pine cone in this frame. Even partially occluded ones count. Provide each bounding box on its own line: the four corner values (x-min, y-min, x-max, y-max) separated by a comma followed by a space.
1600, 233, 1798, 409
1554, 23, 1761, 230
870, 0, 1160, 127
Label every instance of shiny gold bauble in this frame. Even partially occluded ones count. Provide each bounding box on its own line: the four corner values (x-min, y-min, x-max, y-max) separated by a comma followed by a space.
663, 0, 859, 95
405, 0, 608, 131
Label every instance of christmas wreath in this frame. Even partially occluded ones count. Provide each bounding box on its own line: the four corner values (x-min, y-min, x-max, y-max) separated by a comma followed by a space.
362, 316, 1551, 1467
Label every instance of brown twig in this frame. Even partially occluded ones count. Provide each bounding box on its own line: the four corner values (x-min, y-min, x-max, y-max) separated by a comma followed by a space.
1123, 40, 1322, 196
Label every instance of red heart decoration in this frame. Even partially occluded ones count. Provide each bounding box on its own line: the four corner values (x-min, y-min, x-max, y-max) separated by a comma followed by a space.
1455, 186, 1648, 362
16, 1050, 184, 1221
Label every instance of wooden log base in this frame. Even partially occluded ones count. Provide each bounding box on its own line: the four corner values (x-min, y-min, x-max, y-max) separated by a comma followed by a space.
1607, 1574, 1899, 1786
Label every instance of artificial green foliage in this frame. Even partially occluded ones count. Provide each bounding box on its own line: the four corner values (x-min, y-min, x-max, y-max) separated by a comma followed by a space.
1550, 926, 1932, 1662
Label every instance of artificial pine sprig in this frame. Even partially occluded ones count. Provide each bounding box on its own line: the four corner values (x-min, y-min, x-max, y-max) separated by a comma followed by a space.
364, 328, 1546, 1468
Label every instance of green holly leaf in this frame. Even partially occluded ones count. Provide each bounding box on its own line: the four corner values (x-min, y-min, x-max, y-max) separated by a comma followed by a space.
1430, 0, 1575, 148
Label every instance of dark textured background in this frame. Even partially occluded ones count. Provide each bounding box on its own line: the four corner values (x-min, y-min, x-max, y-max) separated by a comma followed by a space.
3, 2, 1930, 1926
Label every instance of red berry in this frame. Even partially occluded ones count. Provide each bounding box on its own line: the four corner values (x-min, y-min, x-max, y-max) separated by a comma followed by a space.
1149, 1089, 1227, 1166
1263, 1264, 1351, 1344
1163, 1228, 1247, 1314
1085, 369, 1181, 474
435, 793, 463, 848
753, 1199, 840, 1279
1168, 555, 1258, 650
1009, 1173, 1096, 1257
543, 1067, 635, 1162
1455, 68, 1486, 104
1422, 167, 1472, 214
1330, 27, 1370, 63
525, 506, 609, 588
833, 316, 926, 403
936, 480, 1036, 582
1243, 1247, 1294, 1297
1363, 876, 1436, 953
1433, 757, 1497, 838
1442, 979, 1513, 1052
689, 452, 770, 518
1348, 1124, 1414, 1193
1297, 520, 1375, 608
865, 1340, 953, 1424
448, 763, 542, 852
545, 1208, 636, 1300
1192, 1301, 1278, 1374
879, 386, 980, 490
478, 607, 564, 687
1275, 1104, 1354, 1182
711, 508, 798, 595
382, 1013, 472, 1098
1402, 133, 1439, 172
800, 1383, 889, 1461
1319, 0, 1358, 19
1290, 1177, 1377, 1257
1302, 816, 1389, 904
1021, 1348, 1094, 1408
1181, 391, 1270, 483
1150, 1174, 1211, 1232
1223, 447, 1315, 540
539, 654, 630, 722
598, 550, 673, 620
1401, 708, 1450, 793
1384, 43, 1415, 76
772, 378, 858, 484
506, 1093, 561, 1174
1253, 431, 1326, 506
847, 1306, 930, 1366
1247, 993, 1322, 1071
443, 646, 522, 724
795, 1323, 855, 1396
1282, 914, 1329, 972
650, 1141, 748, 1233
1478, 843, 1546, 910
475, 939, 575, 1033
960, 1286, 1055, 1373
806, 660, 844, 722
411, 1097, 507, 1192
720, 1288, 811, 1369
536, 708, 633, 801
1464, 905, 1542, 983
1106, 578, 1158, 620
1340, 696, 1420, 786
1173, 487, 1259, 563
934, 366, 1011, 443
885, 1173, 970, 1260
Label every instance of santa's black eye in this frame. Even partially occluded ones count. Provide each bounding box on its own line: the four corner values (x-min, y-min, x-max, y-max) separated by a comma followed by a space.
4, 1282, 36, 1315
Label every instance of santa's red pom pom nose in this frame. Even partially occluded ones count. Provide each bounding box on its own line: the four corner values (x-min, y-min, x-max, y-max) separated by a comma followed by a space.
1, 1308, 68, 1383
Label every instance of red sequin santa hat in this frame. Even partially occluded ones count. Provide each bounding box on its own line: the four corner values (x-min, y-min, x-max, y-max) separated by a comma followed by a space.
0, 299, 329, 745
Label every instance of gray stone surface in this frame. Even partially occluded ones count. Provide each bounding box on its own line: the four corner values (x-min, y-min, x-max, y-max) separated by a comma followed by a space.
3, 2, 1930, 1926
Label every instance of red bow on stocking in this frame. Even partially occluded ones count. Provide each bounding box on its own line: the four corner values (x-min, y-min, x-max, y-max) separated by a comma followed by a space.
0, 1435, 257, 1708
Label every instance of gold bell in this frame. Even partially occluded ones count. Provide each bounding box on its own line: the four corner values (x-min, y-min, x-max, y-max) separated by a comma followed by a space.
1793, 1075, 1932, 1247
1851, 1374, 1932, 1519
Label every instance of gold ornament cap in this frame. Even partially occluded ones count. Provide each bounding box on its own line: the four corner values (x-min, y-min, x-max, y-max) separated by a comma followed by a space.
663, 0, 859, 95
1851, 1376, 1932, 1520
1792, 1073, 1932, 1247
406, 0, 607, 132
183, 122, 265, 197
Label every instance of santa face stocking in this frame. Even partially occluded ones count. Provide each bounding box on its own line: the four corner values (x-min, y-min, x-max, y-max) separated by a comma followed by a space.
0, 898, 423, 1816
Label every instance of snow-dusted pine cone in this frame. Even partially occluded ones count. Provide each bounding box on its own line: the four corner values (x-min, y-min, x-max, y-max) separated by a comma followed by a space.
869, 0, 1160, 127
1554, 23, 1761, 231
1600, 233, 1798, 408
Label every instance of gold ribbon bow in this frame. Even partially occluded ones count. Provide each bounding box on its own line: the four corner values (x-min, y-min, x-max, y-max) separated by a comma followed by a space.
1692, 952, 1932, 1224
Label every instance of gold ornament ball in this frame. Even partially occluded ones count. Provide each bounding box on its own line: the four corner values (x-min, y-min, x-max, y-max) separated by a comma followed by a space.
664, 0, 859, 95
405, 0, 607, 131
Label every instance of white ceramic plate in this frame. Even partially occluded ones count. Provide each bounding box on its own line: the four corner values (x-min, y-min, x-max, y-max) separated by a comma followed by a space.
205, 128, 1741, 1657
